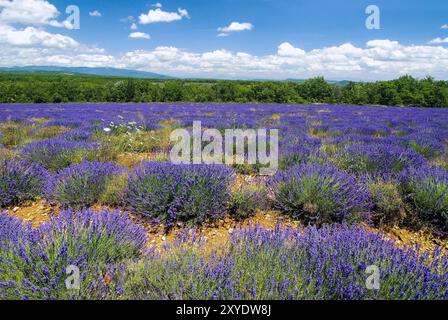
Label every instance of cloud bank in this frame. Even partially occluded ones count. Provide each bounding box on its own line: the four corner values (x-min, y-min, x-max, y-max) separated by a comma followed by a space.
2, 38, 448, 80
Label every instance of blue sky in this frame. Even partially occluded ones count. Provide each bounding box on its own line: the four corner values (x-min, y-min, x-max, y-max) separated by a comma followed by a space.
51, 0, 448, 54
1, 0, 448, 79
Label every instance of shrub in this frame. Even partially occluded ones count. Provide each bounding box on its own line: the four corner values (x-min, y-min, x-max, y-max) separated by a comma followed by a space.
98, 224, 448, 300
0, 121, 33, 148
0, 209, 146, 300
99, 174, 129, 207
30, 126, 70, 140
268, 164, 371, 225
0, 160, 47, 207
125, 162, 234, 228
334, 143, 426, 179
21, 138, 98, 171
232, 162, 265, 175
106, 131, 168, 153
93, 126, 173, 163
47, 161, 125, 209
228, 184, 268, 220
116, 152, 170, 169
368, 180, 405, 227
0, 147, 17, 161
400, 167, 448, 230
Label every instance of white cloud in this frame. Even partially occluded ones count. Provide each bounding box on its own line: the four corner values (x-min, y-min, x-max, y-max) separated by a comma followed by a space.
177, 8, 189, 18
218, 22, 253, 33
0, 0, 109, 67
217, 22, 253, 36
129, 32, 151, 40
441, 24, 448, 29
0, 0, 81, 48
366, 39, 400, 49
0, 0, 70, 28
0, 25, 79, 48
278, 42, 305, 57
429, 37, 448, 44
131, 23, 138, 30
89, 10, 102, 17
138, 7, 189, 24
152, 3, 162, 8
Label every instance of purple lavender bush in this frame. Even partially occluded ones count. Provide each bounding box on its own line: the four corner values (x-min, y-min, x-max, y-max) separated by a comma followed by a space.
400, 167, 448, 230
0, 159, 47, 207
228, 184, 268, 220
125, 162, 234, 228
47, 161, 125, 209
0, 209, 146, 300
99, 224, 448, 300
20, 138, 99, 171
0, 210, 32, 245
405, 133, 444, 159
58, 126, 95, 142
334, 143, 426, 179
268, 164, 371, 225
279, 144, 314, 170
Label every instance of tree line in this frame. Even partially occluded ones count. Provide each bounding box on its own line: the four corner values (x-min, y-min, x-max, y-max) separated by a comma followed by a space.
0, 73, 447, 107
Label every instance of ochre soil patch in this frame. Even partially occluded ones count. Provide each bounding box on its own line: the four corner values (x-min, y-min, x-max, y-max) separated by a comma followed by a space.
6, 200, 58, 227
129, 210, 300, 254
385, 226, 448, 252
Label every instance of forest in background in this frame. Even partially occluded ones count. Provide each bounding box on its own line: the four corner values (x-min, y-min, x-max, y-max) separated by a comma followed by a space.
0, 73, 447, 107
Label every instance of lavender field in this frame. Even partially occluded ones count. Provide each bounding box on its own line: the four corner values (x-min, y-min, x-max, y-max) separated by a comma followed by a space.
1, 103, 448, 300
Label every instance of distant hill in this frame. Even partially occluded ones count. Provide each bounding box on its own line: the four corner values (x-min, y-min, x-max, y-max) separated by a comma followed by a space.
285, 79, 350, 85
0, 66, 354, 83
0, 66, 172, 79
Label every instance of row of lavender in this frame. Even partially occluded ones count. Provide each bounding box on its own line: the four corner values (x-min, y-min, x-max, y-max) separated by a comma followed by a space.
1, 104, 447, 168
1, 104, 448, 164
1, 209, 447, 300
1, 103, 447, 169
1, 103, 447, 130
1, 156, 448, 231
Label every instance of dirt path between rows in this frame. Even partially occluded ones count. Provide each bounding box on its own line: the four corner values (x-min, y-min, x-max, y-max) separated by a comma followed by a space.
6, 201, 448, 254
